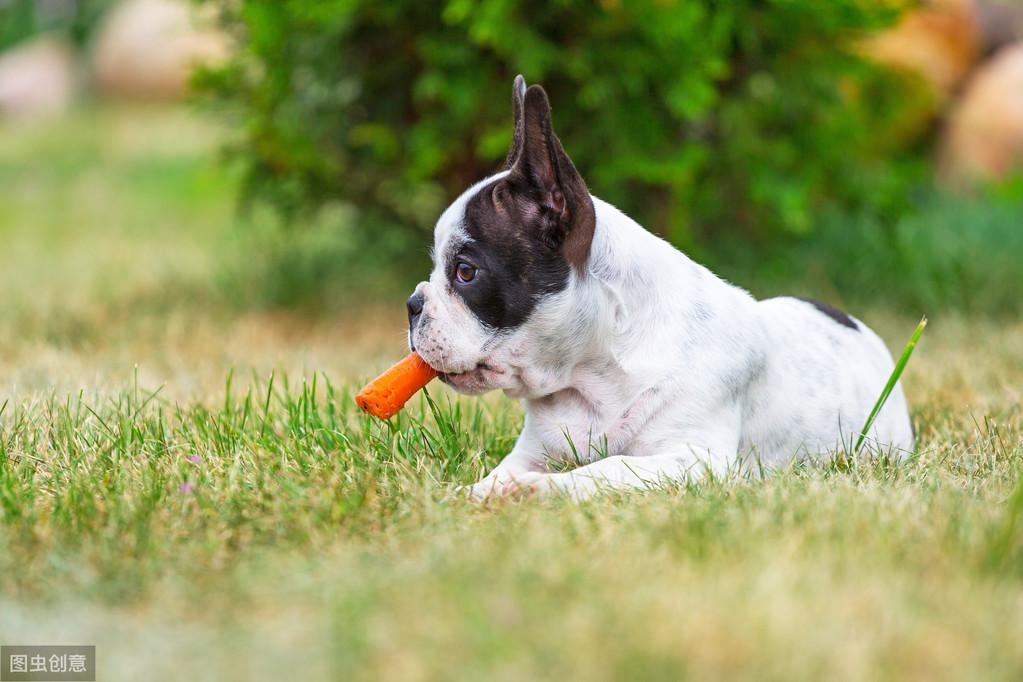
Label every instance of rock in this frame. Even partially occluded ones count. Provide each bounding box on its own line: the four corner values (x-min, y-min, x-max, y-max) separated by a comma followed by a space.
940, 42, 1023, 184
977, 0, 1023, 55
91, 0, 228, 100
864, 0, 982, 96
0, 36, 75, 119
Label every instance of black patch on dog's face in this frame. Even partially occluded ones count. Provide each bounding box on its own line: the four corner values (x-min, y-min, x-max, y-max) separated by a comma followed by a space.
443, 77, 595, 332
795, 297, 859, 331
450, 178, 573, 329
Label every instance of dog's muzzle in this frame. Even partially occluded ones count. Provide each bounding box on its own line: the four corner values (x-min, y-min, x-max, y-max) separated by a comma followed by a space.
406, 291, 425, 349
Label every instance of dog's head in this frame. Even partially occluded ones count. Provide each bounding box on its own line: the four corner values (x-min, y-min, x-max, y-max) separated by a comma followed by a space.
408, 76, 596, 395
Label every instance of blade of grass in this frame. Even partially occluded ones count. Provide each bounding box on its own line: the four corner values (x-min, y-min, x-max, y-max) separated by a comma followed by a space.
855, 316, 927, 453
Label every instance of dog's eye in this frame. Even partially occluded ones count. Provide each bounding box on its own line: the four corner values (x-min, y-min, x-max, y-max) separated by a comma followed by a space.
455, 261, 478, 284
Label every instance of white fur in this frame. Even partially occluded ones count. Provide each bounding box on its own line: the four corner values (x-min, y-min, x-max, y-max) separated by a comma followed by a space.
413, 181, 914, 501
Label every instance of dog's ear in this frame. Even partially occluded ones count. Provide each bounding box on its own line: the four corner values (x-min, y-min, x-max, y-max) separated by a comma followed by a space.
506, 75, 527, 168
509, 84, 595, 271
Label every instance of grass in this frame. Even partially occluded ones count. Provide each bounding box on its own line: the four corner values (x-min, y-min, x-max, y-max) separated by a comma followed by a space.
855, 316, 926, 454
2, 369, 1022, 680
1, 107, 1022, 680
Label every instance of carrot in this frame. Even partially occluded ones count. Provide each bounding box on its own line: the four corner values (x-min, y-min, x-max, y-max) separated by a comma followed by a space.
355, 352, 439, 420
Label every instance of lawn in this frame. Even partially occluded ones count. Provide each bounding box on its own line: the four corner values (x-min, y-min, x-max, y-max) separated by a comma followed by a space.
1, 109, 1022, 681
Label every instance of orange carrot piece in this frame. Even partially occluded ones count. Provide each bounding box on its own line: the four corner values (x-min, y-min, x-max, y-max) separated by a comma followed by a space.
355, 352, 439, 420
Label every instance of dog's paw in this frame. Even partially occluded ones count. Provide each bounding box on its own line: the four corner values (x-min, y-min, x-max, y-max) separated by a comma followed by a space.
460, 472, 552, 503
460, 476, 503, 503
496, 471, 550, 499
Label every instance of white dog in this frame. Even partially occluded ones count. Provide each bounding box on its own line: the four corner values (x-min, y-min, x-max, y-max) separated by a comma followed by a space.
406, 76, 914, 501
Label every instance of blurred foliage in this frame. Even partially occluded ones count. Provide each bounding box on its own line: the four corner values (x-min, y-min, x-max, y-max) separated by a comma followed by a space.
716, 176, 1023, 317
0, 0, 112, 50
217, 206, 420, 312
197, 0, 932, 247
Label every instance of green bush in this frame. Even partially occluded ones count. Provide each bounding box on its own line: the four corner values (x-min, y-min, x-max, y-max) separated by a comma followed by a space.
713, 178, 1023, 316
198, 0, 928, 247
0, 0, 112, 51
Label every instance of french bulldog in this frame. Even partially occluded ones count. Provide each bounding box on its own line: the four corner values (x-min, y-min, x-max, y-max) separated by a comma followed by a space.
406, 76, 914, 501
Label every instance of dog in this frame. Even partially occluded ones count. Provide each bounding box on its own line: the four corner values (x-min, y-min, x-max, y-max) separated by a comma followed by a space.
407, 76, 914, 501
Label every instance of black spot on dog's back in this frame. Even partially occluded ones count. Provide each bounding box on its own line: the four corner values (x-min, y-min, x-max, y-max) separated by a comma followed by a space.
794, 297, 859, 331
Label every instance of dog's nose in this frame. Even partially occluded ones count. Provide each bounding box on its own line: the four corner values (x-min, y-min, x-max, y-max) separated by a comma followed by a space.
406, 292, 425, 330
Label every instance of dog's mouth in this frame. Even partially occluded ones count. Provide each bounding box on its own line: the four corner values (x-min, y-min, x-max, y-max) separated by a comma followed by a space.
440, 362, 497, 380
438, 363, 505, 392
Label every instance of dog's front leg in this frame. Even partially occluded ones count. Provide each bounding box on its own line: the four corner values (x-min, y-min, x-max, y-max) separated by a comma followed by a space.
517, 448, 735, 501
508, 390, 744, 501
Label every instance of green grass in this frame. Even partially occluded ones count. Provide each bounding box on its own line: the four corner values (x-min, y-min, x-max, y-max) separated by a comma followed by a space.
1, 372, 1022, 680
855, 316, 926, 453
1, 107, 1022, 680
